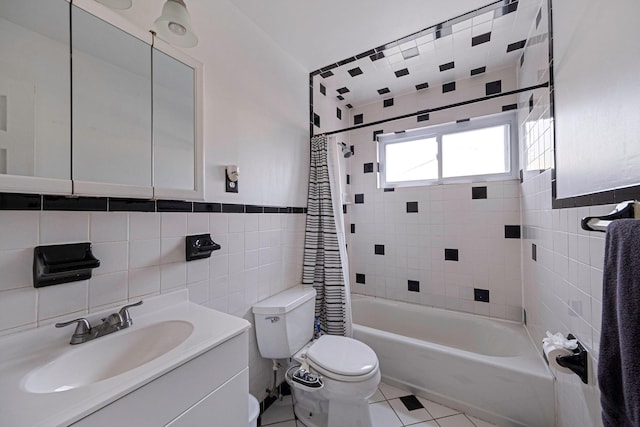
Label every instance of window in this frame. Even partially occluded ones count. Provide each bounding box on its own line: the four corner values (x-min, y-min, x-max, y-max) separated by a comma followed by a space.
378, 113, 517, 187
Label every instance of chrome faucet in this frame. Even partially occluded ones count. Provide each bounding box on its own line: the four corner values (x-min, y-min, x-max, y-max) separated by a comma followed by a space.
55, 301, 143, 345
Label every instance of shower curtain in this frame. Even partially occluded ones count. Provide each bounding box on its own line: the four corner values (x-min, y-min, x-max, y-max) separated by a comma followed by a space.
303, 134, 353, 337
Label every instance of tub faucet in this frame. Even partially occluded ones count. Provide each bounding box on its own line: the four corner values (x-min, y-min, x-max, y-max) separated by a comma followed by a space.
55, 300, 143, 345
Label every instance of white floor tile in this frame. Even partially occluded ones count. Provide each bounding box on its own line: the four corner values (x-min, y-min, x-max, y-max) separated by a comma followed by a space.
264, 421, 298, 427
261, 396, 295, 425
416, 397, 460, 419
466, 415, 498, 427
368, 388, 386, 403
434, 414, 476, 427
379, 382, 411, 400
388, 397, 434, 425
405, 421, 439, 427
369, 401, 404, 427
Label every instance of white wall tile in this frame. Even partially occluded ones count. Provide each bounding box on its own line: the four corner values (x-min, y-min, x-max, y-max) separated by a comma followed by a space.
130, 213, 160, 240
0, 249, 33, 291
129, 266, 161, 298
228, 214, 245, 233
0, 211, 39, 250
0, 288, 37, 331
40, 212, 89, 244
92, 241, 128, 274
89, 271, 128, 309
187, 213, 209, 234
38, 280, 88, 320
90, 212, 128, 242
129, 239, 161, 269
161, 213, 187, 238
160, 262, 186, 292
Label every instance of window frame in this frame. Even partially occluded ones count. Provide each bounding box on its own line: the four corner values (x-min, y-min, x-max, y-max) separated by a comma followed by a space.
378, 112, 518, 188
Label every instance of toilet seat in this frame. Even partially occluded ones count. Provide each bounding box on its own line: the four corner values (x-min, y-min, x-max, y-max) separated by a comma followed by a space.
306, 335, 379, 382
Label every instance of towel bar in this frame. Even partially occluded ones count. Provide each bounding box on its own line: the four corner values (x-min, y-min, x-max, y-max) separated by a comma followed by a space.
581, 200, 639, 232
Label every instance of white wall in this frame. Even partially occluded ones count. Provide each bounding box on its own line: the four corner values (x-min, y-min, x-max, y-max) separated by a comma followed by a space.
0, 0, 310, 403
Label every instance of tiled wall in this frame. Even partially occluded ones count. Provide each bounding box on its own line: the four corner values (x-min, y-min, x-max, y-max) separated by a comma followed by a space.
518, 1, 603, 425
0, 207, 306, 400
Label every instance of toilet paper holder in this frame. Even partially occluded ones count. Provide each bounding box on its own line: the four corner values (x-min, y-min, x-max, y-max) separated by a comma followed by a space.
544, 333, 589, 384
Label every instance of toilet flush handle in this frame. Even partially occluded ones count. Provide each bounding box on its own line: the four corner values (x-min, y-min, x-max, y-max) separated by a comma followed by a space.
265, 316, 280, 323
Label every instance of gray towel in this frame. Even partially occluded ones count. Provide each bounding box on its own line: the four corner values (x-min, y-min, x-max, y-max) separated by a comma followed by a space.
599, 219, 640, 427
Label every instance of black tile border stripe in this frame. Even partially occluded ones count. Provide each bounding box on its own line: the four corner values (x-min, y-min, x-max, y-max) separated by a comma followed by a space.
0, 192, 307, 214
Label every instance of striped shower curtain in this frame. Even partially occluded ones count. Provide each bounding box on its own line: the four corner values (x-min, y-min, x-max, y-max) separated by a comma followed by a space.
302, 135, 349, 336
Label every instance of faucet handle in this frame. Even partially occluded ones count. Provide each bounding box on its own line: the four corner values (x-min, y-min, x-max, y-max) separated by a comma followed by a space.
55, 318, 91, 344
118, 300, 143, 327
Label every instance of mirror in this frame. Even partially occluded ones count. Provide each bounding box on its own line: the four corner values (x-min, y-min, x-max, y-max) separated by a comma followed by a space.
71, 4, 153, 196
0, 0, 71, 193
310, 0, 543, 133
152, 47, 195, 192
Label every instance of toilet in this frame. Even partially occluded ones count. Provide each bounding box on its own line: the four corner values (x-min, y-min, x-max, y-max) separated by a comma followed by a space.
252, 286, 380, 427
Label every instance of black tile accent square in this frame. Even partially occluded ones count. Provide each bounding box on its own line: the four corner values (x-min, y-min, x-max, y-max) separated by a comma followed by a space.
373, 130, 383, 141
343, 204, 347, 214
350, 145, 355, 155
354, 114, 364, 125
44, 196, 107, 211
350, 224, 355, 234
320, 70, 334, 78
457, 118, 470, 123
502, 103, 518, 111
292, 207, 306, 214
486, 80, 502, 96
348, 67, 363, 77
532, 243, 537, 261
529, 94, 534, 113
364, 163, 374, 173
356, 49, 376, 60
443, 82, 456, 93
505, 225, 522, 239
221, 203, 244, 213
406, 201, 419, 213
439, 61, 455, 72
374, 244, 385, 255
346, 104, 353, 109
536, 8, 542, 29
346, 174, 351, 185
245, 205, 264, 213
470, 66, 486, 76
500, 1, 519, 15
519, 169, 524, 183
383, 98, 394, 108
416, 82, 429, 91
356, 273, 366, 284
110, 198, 156, 212
156, 200, 193, 212
520, 53, 525, 67
0, 192, 41, 210
395, 68, 410, 78
383, 188, 395, 192
337, 95, 345, 101
337, 87, 350, 95
507, 39, 527, 52
445, 248, 459, 261
400, 395, 424, 411
264, 206, 279, 214
354, 194, 364, 204
370, 52, 385, 61
474, 288, 490, 303
319, 83, 326, 96
472, 186, 488, 199
472, 32, 491, 46
377, 88, 390, 95
313, 113, 320, 127
408, 281, 420, 293
435, 23, 452, 39
278, 207, 292, 214
336, 107, 342, 120
417, 113, 430, 122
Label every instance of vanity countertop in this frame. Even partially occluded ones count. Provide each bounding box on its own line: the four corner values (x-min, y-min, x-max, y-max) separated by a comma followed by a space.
0, 290, 251, 427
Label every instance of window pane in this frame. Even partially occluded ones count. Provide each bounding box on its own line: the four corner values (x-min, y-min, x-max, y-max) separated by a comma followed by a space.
442, 125, 508, 178
385, 137, 438, 182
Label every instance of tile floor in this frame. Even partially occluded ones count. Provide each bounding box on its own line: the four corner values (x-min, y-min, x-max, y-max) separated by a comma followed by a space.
259, 382, 498, 427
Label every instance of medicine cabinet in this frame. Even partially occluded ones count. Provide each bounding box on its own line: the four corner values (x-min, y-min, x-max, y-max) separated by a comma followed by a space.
0, 0, 203, 200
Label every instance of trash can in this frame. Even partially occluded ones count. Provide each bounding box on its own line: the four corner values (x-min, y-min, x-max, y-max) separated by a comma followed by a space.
248, 394, 259, 427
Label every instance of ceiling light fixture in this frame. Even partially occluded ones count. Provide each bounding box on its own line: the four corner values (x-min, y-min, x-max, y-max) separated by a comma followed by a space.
95, 0, 132, 10
153, 0, 198, 48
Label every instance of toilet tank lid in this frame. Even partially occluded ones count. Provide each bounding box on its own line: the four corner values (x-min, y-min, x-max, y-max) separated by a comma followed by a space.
252, 286, 316, 315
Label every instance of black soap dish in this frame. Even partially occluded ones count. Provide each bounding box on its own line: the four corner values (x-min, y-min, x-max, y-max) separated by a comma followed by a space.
33, 243, 100, 288
186, 234, 221, 261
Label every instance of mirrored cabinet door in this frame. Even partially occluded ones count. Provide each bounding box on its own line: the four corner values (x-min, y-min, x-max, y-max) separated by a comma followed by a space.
71, 4, 153, 197
152, 48, 195, 191
0, 0, 71, 194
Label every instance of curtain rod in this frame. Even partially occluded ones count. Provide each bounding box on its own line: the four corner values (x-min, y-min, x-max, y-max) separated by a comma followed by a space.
313, 82, 549, 137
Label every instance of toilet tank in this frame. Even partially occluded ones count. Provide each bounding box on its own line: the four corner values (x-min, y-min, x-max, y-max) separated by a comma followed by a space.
252, 286, 316, 359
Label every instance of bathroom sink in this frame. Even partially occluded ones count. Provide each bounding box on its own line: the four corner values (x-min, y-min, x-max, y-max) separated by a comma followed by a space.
23, 320, 194, 393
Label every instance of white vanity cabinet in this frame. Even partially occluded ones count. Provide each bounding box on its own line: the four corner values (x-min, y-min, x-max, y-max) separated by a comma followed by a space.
71, 332, 249, 427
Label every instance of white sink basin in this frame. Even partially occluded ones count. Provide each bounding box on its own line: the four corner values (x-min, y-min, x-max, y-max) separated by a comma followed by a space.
23, 320, 194, 393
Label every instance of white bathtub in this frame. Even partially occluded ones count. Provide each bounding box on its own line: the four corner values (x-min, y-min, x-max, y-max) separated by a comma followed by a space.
351, 295, 554, 427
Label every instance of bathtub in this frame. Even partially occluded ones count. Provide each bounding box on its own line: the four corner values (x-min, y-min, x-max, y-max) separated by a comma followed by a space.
351, 295, 554, 427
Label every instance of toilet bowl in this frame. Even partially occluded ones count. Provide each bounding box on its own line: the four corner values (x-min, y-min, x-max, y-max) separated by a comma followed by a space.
288, 335, 380, 427
252, 286, 381, 427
